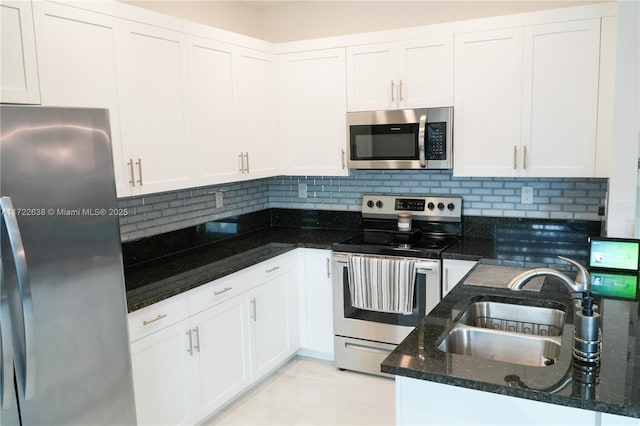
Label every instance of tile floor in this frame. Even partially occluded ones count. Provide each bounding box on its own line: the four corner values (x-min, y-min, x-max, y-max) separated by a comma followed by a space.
204, 356, 395, 425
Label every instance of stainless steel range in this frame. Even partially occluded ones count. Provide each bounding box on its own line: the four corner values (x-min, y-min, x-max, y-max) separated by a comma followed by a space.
331, 194, 462, 376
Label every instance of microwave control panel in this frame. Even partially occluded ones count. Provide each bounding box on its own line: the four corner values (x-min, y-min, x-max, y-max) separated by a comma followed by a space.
426, 122, 447, 160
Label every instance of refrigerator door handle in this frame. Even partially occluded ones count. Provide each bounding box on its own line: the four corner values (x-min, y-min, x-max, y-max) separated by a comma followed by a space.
0, 260, 15, 410
0, 196, 36, 400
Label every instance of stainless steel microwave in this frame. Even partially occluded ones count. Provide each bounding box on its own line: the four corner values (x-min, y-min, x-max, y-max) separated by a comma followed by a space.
346, 107, 453, 170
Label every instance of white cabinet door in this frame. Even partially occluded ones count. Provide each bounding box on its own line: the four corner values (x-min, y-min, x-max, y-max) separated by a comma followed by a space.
346, 42, 397, 111
521, 19, 601, 177
248, 272, 295, 380
453, 28, 523, 177
116, 21, 193, 195
237, 49, 280, 180
442, 259, 477, 298
0, 1, 40, 104
190, 295, 251, 423
33, 2, 131, 197
130, 319, 193, 426
278, 48, 348, 176
187, 36, 241, 186
397, 36, 454, 108
300, 249, 334, 359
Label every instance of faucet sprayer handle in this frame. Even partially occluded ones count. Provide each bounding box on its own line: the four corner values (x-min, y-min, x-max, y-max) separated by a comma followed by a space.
557, 256, 591, 292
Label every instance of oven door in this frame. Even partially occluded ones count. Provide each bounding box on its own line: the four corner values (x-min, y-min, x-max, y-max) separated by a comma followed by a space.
331, 252, 441, 345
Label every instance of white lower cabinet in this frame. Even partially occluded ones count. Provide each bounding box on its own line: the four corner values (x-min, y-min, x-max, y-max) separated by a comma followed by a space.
248, 273, 297, 380
298, 248, 334, 360
190, 293, 251, 422
129, 294, 192, 426
128, 251, 299, 425
442, 259, 477, 298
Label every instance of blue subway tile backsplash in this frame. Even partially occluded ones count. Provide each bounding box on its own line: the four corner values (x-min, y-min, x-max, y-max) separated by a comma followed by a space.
117, 170, 608, 242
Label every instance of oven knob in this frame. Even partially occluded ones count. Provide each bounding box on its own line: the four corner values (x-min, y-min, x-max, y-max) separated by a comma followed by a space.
447, 203, 455, 211
376, 200, 384, 208
427, 202, 435, 211
437, 202, 445, 210
367, 200, 374, 208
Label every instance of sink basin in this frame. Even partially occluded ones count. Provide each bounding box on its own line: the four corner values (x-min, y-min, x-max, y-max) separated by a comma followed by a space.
436, 296, 567, 367
457, 299, 566, 337
437, 324, 562, 367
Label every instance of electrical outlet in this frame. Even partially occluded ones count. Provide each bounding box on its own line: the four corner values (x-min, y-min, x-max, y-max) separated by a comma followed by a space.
215, 191, 223, 208
521, 186, 534, 204
298, 183, 307, 199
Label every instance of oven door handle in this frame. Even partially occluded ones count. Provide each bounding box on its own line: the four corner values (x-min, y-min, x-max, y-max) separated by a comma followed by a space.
418, 114, 427, 168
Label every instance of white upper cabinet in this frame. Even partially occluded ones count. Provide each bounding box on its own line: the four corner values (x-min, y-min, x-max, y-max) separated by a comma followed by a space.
32, 2, 131, 197
237, 49, 280, 180
115, 22, 193, 195
453, 28, 524, 177
595, 16, 617, 178
397, 36, 454, 109
520, 19, 601, 177
1, 1, 40, 104
346, 37, 453, 111
278, 48, 348, 176
186, 36, 241, 186
346, 42, 397, 111
454, 19, 603, 178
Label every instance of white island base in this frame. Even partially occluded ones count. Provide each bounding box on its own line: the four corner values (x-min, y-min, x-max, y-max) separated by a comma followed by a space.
396, 376, 639, 426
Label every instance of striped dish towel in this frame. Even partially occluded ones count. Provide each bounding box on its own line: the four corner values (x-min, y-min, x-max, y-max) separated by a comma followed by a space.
347, 254, 416, 315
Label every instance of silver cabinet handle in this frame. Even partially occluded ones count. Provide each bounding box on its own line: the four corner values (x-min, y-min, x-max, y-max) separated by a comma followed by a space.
214, 287, 232, 296
390, 80, 395, 102
135, 158, 143, 186
186, 329, 193, 356
418, 114, 427, 168
192, 326, 200, 353
513, 146, 518, 170
0, 197, 35, 399
250, 298, 257, 321
399, 79, 404, 102
341, 149, 346, 169
265, 266, 280, 273
444, 268, 450, 293
523, 145, 527, 170
244, 152, 250, 174
0, 260, 15, 409
326, 258, 331, 279
128, 159, 135, 187
142, 314, 167, 326
238, 152, 244, 173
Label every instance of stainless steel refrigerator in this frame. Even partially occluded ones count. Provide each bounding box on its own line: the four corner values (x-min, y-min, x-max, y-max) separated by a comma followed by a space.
0, 106, 137, 425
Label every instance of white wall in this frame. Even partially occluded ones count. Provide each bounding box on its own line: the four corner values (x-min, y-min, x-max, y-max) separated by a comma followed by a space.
607, 0, 640, 238
258, 0, 608, 42
121, 0, 611, 42
122, 1, 263, 38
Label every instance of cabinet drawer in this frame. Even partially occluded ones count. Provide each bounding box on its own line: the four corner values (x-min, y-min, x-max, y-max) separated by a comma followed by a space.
245, 251, 297, 290
128, 293, 189, 343
188, 271, 246, 315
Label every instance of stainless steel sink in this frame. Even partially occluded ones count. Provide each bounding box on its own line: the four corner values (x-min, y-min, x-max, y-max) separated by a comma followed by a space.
457, 299, 566, 337
436, 296, 567, 367
437, 324, 562, 367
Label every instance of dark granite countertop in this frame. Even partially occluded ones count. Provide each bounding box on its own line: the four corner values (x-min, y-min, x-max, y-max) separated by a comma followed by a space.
125, 226, 357, 312
381, 267, 640, 418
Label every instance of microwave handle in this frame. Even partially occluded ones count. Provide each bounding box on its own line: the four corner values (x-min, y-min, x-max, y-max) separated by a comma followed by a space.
418, 114, 427, 168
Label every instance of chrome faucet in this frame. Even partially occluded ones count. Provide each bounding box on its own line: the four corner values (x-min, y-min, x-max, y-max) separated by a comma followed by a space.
506, 256, 591, 296
507, 256, 601, 364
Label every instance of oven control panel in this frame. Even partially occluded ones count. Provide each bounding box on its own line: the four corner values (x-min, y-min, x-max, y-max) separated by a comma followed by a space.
362, 194, 462, 221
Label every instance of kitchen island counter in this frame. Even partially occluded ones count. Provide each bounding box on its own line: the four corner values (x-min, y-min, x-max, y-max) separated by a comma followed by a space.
381, 266, 640, 420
